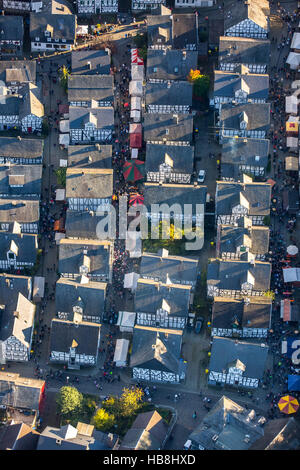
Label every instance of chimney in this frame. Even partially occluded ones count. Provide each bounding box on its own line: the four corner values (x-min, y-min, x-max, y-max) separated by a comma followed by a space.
17, 136, 21, 141
182, 51, 187, 61
13, 311, 19, 318
87, 61, 91, 70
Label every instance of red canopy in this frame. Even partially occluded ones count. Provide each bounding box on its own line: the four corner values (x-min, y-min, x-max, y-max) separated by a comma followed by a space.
130, 133, 142, 148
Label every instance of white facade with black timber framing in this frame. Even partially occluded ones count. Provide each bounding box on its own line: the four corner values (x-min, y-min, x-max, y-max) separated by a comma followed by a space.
132, 367, 180, 383
70, 126, 112, 143
77, 0, 118, 14
50, 348, 97, 367
146, 167, 191, 184
219, 62, 267, 74
132, 0, 166, 11
211, 326, 268, 338
136, 310, 187, 330
225, 19, 269, 39
2, 1, 42, 12
208, 370, 259, 388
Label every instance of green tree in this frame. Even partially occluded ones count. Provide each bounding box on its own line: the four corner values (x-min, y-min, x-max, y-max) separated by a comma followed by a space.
92, 408, 115, 432
119, 387, 144, 417
59, 65, 70, 92
187, 69, 210, 98
56, 386, 83, 417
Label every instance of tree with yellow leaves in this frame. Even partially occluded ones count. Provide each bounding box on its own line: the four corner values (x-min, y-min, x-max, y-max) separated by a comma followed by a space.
187, 69, 210, 97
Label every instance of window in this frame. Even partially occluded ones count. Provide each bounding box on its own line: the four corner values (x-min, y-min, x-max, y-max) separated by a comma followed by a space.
174, 67, 178, 73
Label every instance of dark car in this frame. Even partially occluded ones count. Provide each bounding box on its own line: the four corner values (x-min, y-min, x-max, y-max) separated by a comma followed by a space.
195, 317, 204, 334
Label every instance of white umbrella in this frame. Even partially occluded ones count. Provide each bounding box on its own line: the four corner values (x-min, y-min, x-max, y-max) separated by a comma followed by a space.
287, 245, 299, 255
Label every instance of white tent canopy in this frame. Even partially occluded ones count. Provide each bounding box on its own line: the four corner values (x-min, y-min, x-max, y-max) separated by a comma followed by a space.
113, 339, 129, 367
33, 276, 45, 302
131, 96, 141, 110
129, 80, 143, 97
125, 231, 142, 258
283, 267, 300, 282
291, 32, 300, 49
131, 64, 144, 81
55, 232, 66, 244
287, 245, 299, 255
287, 136, 298, 149
130, 109, 141, 122
286, 95, 299, 114
131, 148, 138, 159
59, 133, 69, 147
123, 272, 140, 290
287, 52, 300, 70
117, 311, 136, 332
59, 120, 69, 133
55, 189, 66, 201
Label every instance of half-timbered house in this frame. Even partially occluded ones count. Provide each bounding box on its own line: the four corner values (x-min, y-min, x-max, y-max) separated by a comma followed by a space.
0, 229, 38, 271
211, 296, 272, 339
221, 137, 269, 180
0, 15, 24, 56
71, 49, 111, 75
224, 0, 270, 39
132, 0, 166, 12
0, 164, 42, 199
140, 250, 198, 287
0, 274, 35, 363
145, 144, 194, 183
66, 167, 113, 211
172, 13, 199, 51
213, 65, 269, 109
207, 258, 271, 298
144, 113, 193, 146
68, 75, 114, 108
65, 209, 105, 239
218, 102, 270, 141
135, 278, 191, 330
30, 11, 76, 52
208, 336, 269, 389
69, 106, 114, 143
0, 60, 36, 94
146, 49, 198, 81
145, 80, 193, 114
55, 277, 107, 323
147, 9, 172, 50
215, 177, 271, 225
0, 199, 39, 233
0, 137, 43, 165
49, 317, 101, 369
175, 0, 215, 7
218, 37, 270, 73
68, 144, 112, 169
76, 0, 118, 14
58, 239, 113, 282
130, 325, 186, 384
216, 217, 270, 260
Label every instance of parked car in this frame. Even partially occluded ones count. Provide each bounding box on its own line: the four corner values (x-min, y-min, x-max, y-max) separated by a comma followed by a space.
197, 170, 206, 183
195, 316, 204, 334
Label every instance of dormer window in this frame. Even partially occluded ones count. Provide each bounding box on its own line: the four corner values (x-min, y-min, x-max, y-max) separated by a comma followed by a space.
174, 67, 179, 73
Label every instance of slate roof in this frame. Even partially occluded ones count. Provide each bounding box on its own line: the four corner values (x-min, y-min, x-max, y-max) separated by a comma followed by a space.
219, 37, 271, 67
58, 239, 112, 278
172, 13, 198, 49
147, 14, 172, 47
214, 69, 269, 100
135, 279, 191, 317
55, 278, 107, 321
145, 143, 194, 174
68, 75, 114, 103
250, 417, 300, 450
50, 319, 100, 356
219, 225, 270, 257
216, 180, 271, 217
120, 411, 168, 450
0, 199, 39, 225
0, 61, 36, 85
0, 95, 20, 116
209, 337, 268, 379
0, 16, 24, 41
144, 113, 193, 143
66, 168, 113, 199
68, 145, 112, 169
146, 49, 198, 81
19, 83, 44, 119
130, 325, 183, 374
65, 209, 103, 239
0, 164, 42, 197
189, 396, 264, 450
0, 423, 39, 450
221, 137, 269, 170
29, 12, 76, 42
212, 296, 272, 330
224, 0, 270, 32
71, 50, 111, 75
207, 259, 271, 292
69, 106, 114, 130
0, 371, 44, 411
143, 182, 207, 208
146, 81, 193, 108
0, 137, 43, 160
140, 251, 198, 284
0, 232, 37, 264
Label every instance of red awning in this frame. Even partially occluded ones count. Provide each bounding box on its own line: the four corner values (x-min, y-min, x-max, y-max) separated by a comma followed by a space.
130, 133, 142, 148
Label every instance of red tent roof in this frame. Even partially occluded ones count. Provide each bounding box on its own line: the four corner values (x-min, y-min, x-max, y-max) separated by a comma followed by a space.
130, 133, 142, 148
